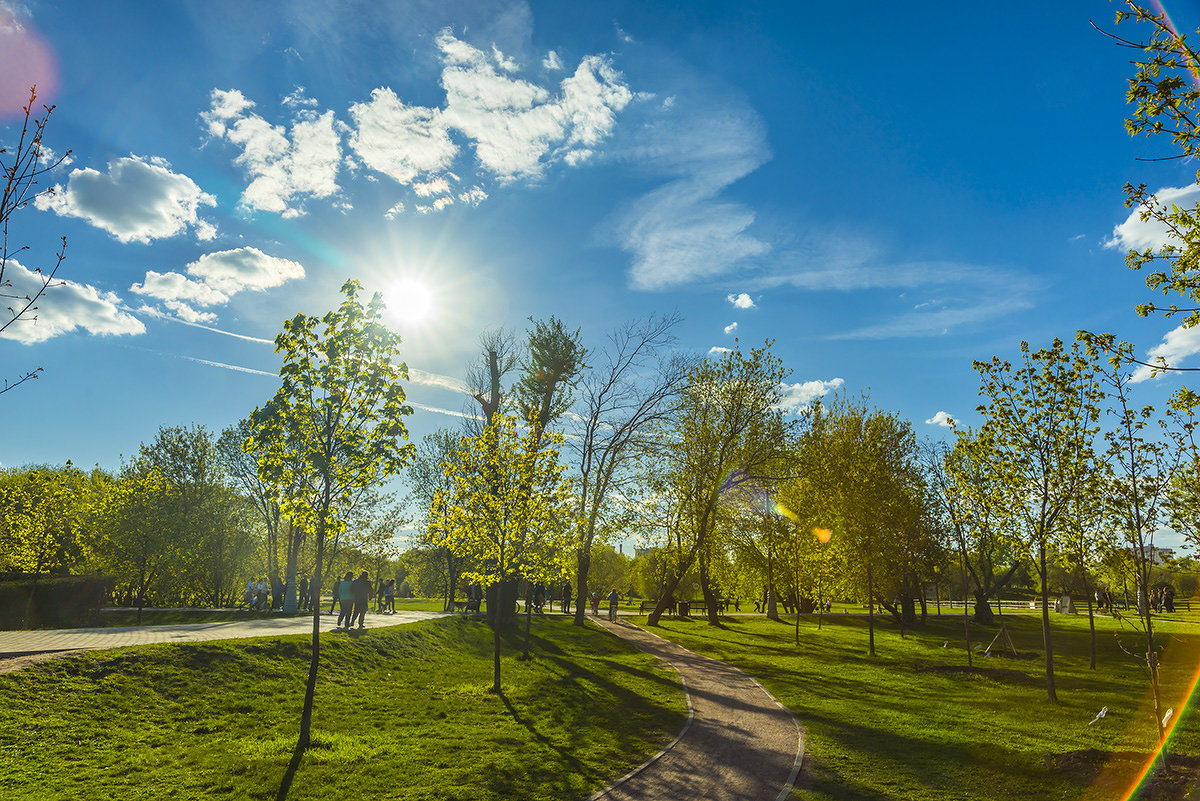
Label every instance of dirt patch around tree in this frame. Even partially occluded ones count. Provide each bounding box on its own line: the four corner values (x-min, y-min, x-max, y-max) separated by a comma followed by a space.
914, 663, 1038, 684
1046, 749, 1200, 800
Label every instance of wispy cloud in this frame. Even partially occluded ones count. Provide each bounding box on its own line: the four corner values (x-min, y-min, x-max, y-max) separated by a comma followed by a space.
133, 305, 275, 344
611, 86, 770, 290
407, 367, 468, 393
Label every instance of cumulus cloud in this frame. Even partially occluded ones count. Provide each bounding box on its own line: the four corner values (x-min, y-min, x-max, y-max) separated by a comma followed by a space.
543, 50, 563, 71
1107, 184, 1200, 252
775, 378, 844, 414
1131, 323, 1200, 382
925, 411, 955, 428
0, 259, 144, 344
131, 247, 305, 322
727, 292, 755, 309
384, 201, 405, 220
612, 91, 770, 290
723, 322, 737, 335
348, 87, 458, 186
202, 88, 341, 217
437, 31, 633, 181
458, 187, 487, 205
35, 155, 216, 243
708, 346, 730, 355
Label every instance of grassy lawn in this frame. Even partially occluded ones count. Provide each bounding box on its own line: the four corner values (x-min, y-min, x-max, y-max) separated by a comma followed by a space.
645, 610, 1200, 801
0, 616, 685, 800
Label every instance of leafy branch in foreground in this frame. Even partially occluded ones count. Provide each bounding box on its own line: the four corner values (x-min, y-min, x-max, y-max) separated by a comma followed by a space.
0, 85, 71, 394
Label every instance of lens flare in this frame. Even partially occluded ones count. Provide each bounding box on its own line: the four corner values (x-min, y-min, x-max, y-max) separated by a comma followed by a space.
773, 500, 800, 523
0, 10, 59, 117
1150, 0, 1200, 92
812, 526, 832, 544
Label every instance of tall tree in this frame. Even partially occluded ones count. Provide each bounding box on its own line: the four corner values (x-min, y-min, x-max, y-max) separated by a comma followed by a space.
971, 338, 1102, 702
647, 342, 792, 626
249, 279, 413, 799
568, 313, 688, 626
406, 429, 467, 611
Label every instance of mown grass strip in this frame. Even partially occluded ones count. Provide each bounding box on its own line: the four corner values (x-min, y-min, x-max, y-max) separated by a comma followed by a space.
0, 615, 686, 800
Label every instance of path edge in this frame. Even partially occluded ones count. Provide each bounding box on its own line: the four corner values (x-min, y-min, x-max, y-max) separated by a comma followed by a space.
583, 626, 695, 801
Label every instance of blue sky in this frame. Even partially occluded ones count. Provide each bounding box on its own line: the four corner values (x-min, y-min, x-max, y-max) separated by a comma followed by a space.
3, 1, 1199, 546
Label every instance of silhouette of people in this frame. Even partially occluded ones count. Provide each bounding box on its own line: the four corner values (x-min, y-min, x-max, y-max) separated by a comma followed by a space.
351, 571, 372, 628
335, 572, 354, 629
298, 576, 309, 611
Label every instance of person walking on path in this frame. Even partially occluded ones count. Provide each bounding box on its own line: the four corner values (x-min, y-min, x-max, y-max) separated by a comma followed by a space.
384, 579, 396, 614
351, 571, 372, 629
298, 576, 309, 611
335, 572, 354, 629
607, 589, 620, 621
562, 581, 572, 614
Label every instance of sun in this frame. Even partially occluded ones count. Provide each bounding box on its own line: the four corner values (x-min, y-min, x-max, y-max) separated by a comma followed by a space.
383, 278, 435, 324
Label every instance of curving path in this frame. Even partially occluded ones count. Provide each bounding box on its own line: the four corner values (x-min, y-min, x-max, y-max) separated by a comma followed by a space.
588, 618, 804, 801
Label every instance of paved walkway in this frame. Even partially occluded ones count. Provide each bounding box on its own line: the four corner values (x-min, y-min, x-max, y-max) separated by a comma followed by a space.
588, 618, 804, 801
0, 609, 444, 663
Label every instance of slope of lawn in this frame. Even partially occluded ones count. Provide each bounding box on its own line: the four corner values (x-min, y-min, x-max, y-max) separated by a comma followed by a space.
0, 615, 685, 800
647, 610, 1200, 801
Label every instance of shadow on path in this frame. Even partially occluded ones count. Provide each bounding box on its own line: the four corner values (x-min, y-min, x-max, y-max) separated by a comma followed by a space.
588, 618, 804, 801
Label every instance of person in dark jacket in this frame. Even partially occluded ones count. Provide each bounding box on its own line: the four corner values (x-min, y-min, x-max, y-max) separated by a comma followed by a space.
351, 571, 372, 629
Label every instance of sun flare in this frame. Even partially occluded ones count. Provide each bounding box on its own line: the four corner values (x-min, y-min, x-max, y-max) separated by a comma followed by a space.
383, 278, 435, 324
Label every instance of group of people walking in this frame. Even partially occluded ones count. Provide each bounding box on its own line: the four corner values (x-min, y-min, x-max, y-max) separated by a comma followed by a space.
330, 572, 397, 629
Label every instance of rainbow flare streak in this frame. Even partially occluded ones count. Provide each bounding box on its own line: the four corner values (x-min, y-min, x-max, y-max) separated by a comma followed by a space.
1150, 0, 1200, 91
1118, 651, 1200, 800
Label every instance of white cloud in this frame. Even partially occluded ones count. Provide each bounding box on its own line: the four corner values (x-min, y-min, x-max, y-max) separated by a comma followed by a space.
202, 88, 341, 217
1131, 324, 1200, 382
432, 196, 454, 211
727, 292, 755, 309
543, 50, 563, 71
1107, 184, 1200, 252
708, 346, 730, 355
407, 367, 468, 393
723, 322, 737, 335
129, 271, 229, 305
165, 300, 217, 324
131, 247, 304, 322
35, 155, 216, 243
186, 247, 305, 294
750, 259, 1038, 340
282, 86, 318, 109
348, 87, 458, 186
437, 31, 633, 181
0, 259, 144, 344
613, 91, 770, 290
776, 378, 844, 414
384, 201, 405, 220
925, 411, 955, 428
413, 176, 453, 197
458, 187, 488, 205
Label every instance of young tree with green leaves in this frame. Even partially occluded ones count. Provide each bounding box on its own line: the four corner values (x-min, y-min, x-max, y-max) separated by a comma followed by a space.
647, 342, 792, 626
971, 338, 1102, 703
431, 414, 572, 691
1086, 334, 1190, 749
406, 429, 468, 610
248, 280, 413, 799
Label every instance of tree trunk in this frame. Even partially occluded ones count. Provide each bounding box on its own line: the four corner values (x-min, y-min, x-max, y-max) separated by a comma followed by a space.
521, 581, 532, 660
646, 547, 698, 626
276, 522, 325, 801
1087, 590, 1097, 670
973, 591, 995, 625
283, 523, 300, 613
574, 549, 590, 627
765, 547, 779, 621
1039, 542, 1058, 703
867, 561, 876, 656
492, 613, 502, 694
700, 552, 720, 626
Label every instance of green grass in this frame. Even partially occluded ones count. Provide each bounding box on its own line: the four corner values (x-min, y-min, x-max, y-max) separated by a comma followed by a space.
645, 610, 1200, 801
0, 616, 686, 800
